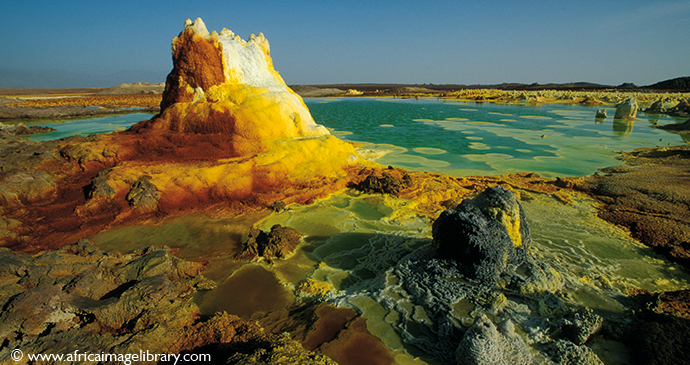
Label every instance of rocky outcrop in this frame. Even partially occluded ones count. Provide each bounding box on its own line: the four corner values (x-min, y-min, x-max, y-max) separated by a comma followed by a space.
325, 186, 606, 364
546, 340, 604, 365
0, 170, 56, 208
667, 98, 690, 117
0, 240, 337, 364
559, 308, 603, 345
614, 98, 638, 119
356, 170, 412, 196
71, 17, 361, 215
3, 18, 364, 252
0, 122, 56, 135
86, 169, 115, 200
602, 289, 690, 365
226, 333, 337, 365
432, 186, 537, 288
0, 122, 60, 172
235, 224, 303, 262
644, 98, 666, 113
652, 289, 690, 318
125, 175, 160, 211
456, 314, 532, 365
0, 240, 213, 360
581, 96, 603, 106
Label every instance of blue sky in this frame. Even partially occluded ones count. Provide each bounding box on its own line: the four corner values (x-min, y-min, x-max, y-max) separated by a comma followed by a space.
1, 0, 689, 87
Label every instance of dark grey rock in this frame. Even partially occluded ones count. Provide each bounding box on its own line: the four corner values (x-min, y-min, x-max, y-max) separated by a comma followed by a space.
432, 186, 531, 287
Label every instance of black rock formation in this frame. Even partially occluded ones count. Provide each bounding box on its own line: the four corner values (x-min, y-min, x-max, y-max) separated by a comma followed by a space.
432, 186, 531, 287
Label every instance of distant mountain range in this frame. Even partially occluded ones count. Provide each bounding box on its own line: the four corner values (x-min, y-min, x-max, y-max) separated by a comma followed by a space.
0, 68, 167, 88
299, 77, 690, 93
644, 77, 690, 91
1, 68, 688, 92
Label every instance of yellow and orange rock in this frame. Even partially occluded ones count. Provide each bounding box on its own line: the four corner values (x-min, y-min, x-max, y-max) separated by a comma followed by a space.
4, 18, 364, 252
91, 18, 362, 214
134, 17, 332, 154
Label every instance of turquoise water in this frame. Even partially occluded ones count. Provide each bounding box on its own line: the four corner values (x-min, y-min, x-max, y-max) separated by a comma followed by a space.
306, 97, 688, 177
13, 99, 688, 178
17, 113, 154, 142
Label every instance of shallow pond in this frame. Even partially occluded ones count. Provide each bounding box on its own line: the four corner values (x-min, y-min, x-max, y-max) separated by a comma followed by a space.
10, 112, 154, 141
307, 97, 688, 178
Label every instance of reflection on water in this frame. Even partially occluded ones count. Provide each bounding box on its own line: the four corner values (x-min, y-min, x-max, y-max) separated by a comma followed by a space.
612, 118, 635, 136
306, 98, 687, 177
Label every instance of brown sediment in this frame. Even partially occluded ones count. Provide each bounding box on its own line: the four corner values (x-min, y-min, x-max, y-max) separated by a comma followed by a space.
169, 312, 259, 353
197, 264, 294, 319
602, 288, 690, 365
302, 305, 359, 351
161, 26, 225, 109
8, 94, 162, 108
260, 302, 396, 365
318, 317, 396, 365
565, 145, 690, 270
653, 289, 690, 319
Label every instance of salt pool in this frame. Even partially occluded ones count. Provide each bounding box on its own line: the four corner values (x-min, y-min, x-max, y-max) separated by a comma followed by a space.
306, 97, 688, 178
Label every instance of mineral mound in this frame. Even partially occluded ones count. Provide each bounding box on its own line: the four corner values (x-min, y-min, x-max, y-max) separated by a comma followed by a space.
106, 18, 361, 207
131, 17, 333, 155
2, 18, 363, 251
